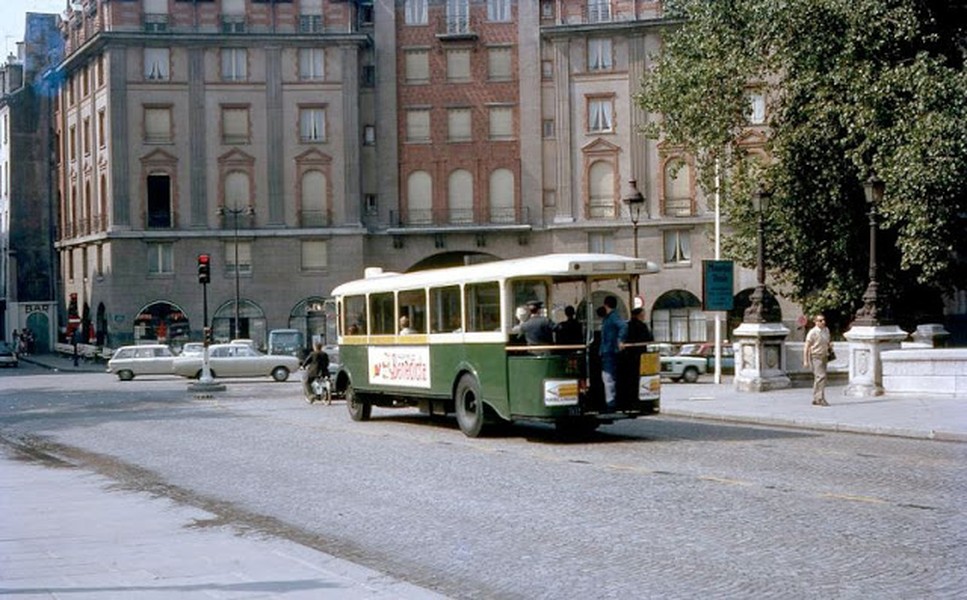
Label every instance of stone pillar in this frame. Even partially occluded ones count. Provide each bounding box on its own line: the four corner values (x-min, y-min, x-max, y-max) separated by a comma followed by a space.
843, 325, 908, 397
910, 323, 950, 348
732, 322, 792, 392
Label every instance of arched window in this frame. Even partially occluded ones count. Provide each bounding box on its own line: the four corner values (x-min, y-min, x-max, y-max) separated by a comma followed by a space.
663, 158, 692, 216
488, 168, 514, 223
300, 170, 327, 226
406, 170, 432, 225
448, 169, 474, 224
587, 160, 614, 218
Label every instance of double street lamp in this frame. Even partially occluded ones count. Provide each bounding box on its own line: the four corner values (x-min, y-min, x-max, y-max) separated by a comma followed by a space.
217, 204, 255, 340
744, 184, 772, 323
853, 172, 886, 326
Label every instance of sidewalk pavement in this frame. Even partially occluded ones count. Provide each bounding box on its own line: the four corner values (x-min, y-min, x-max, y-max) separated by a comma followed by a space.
659, 377, 967, 443
0, 449, 448, 600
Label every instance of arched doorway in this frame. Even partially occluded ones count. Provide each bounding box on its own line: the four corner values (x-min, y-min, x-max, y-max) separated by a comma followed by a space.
288, 297, 336, 348
25, 311, 50, 354
651, 290, 706, 346
133, 301, 190, 349
213, 299, 266, 349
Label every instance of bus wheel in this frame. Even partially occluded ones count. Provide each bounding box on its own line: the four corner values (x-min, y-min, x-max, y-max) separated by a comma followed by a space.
346, 384, 372, 422
455, 375, 486, 438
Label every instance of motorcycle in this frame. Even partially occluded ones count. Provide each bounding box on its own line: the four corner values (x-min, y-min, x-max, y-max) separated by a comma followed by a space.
301, 368, 332, 405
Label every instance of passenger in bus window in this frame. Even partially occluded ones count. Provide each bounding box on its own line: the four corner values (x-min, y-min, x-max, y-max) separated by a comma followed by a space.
554, 305, 583, 345
599, 295, 626, 411
519, 301, 554, 346
511, 305, 529, 334
399, 316, 414, 335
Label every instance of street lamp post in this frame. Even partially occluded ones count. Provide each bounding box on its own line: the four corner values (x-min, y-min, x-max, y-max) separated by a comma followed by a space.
853, 172, 886, 326
743, 185, 772, 323
621, 179, 646, 259
217, 204, 254, 340
732, 182, 790, 392
843, 171, 906, 397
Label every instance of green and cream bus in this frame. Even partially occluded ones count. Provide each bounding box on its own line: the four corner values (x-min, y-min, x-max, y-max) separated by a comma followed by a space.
330, 253, 662, 437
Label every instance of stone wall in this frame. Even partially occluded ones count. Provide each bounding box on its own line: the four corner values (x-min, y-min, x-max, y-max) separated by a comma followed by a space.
882, 349, 967, 397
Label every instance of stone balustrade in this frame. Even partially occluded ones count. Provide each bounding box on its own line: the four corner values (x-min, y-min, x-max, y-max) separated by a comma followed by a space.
882, 348, 967, 397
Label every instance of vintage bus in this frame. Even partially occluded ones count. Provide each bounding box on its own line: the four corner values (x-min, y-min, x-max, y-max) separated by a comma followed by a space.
330, 253, 662, 437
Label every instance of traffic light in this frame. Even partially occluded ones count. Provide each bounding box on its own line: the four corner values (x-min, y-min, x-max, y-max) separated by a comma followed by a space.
203, 326, 213, 346
197, 253, 211, 284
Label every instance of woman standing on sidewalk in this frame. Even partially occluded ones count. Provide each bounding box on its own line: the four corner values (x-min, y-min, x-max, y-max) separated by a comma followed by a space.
802, 314, 831, 406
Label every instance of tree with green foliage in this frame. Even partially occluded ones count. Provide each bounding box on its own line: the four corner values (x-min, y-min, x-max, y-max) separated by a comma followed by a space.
639, 0, 967, 332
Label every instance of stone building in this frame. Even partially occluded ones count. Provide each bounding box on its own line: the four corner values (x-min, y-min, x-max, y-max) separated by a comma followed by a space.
48, 0, 783, 352
0, 13, 63, 352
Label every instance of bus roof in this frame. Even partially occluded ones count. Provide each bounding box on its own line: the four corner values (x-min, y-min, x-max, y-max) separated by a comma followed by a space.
331, 253, 659, 297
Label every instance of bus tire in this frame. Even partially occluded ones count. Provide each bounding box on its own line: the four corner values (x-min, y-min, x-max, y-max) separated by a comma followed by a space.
455, 374, 486, 438
682, 366, 700, 384
346, 384, 372, 422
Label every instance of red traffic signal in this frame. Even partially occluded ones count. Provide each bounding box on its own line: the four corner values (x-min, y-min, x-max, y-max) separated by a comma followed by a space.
197, 253, 211, 284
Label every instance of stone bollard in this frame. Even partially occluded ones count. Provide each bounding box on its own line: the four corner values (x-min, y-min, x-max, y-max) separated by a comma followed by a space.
910, 323, 950, 348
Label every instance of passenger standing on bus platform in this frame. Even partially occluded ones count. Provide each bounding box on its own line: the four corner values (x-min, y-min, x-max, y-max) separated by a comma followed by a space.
600, 295, 626, 411
624, 308, 654, 345
519, 301, 554, 346
554, 305, 583, 345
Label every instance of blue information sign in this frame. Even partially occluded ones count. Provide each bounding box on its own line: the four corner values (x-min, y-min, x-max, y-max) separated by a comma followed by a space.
703, 260, 734, 311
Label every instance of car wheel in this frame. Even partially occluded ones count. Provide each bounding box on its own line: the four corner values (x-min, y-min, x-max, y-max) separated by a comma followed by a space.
682, 366, 700, 383
455, 374, 486, 438
118, 370, 134, 381
346, 383, 372, 421
271, 366, 290, 382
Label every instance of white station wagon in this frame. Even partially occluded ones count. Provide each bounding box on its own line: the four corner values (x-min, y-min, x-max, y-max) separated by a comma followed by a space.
172, 343, 300, 382
106, 344, 176, 381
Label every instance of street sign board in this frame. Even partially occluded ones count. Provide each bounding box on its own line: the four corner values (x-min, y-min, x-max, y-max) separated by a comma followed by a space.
703, 260, 734, 311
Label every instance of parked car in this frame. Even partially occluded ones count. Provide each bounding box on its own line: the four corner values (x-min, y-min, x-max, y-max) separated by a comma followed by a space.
179, 342, 204, 357
0, 341, 18, 368
268, 329, 306, 361
106, 344, 176, 381
658, 353, 708, 383
682, 342, 736, 373
172, 343, 300, 382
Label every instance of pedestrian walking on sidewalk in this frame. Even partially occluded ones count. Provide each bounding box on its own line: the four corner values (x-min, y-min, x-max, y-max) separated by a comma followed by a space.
802, 313, 831, 406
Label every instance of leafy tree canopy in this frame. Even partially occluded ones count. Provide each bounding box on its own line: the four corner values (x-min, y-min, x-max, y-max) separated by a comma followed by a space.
640, 0, 967, 328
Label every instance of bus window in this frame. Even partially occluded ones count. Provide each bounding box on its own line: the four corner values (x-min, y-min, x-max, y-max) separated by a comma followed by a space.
398, 289, 427, 334
509, 279, 548, 329
430, 285, 461, 333
343, 295, 367, 335
465, 282, 500, 332
370, 292, 395, 335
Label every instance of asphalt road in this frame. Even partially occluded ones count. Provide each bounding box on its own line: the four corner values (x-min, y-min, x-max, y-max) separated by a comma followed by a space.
2, 366, 964, 599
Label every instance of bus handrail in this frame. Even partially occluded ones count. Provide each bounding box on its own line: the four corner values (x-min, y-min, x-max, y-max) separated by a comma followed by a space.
505, 344, 585, 352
